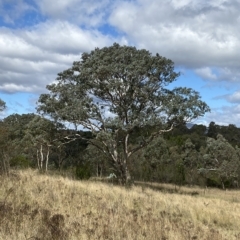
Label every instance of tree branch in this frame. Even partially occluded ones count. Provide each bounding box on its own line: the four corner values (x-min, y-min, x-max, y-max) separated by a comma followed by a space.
129, 124, 174, 157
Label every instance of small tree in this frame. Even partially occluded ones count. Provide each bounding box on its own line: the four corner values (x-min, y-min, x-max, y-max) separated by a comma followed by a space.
143, 136, 170, 182
182, 138, 200, 185
199, 134, 240, 189
38, 43, 210, 184
83, 144, 111, 178
0, 122, 10, 175
23, 116, 62, 172
0, 100, 9, 175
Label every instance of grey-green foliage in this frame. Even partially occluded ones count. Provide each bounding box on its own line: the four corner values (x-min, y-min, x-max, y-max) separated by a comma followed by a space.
144, 136, 170, 166
202, 134, 240, 188
0, 99, 6, 112
1, 114, 36, 170
23, 115, 63, 170
142, 136, 170, 181
24, 115, 58, 145
4, 114, 36, 143
37, 43, 210, 184
182, 138, 200, 169
0, 120, 10, 175
83, 144, 111, 177
3, 114, 50, 167
182, 138, 200, 184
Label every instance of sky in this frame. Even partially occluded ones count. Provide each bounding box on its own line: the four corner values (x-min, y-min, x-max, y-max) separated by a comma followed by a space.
0, 0, 240, 126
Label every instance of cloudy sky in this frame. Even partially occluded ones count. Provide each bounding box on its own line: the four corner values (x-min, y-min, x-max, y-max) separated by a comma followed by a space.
0, 0, 240, 126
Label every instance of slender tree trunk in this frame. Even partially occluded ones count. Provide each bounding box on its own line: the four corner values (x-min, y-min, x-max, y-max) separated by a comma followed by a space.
96, 162, 99, 177
40, 144, 44, 170
236, 180, 239, 188
45, 145, 50, 172
100, 165, 103, 178
1, 152, 9, 176
221, 178, 225, 190
37, 149, 40, 170
233, 180, 239, 188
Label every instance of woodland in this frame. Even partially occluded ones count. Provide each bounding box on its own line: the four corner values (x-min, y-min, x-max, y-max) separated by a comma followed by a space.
0, 111, 240, 189
1, 44, 239, 189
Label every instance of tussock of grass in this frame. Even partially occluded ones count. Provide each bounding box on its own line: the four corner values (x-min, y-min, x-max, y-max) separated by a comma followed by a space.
0, 170, 240, 239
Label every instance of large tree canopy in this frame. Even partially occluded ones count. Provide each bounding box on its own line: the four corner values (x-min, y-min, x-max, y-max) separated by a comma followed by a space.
38, 43, 210, 184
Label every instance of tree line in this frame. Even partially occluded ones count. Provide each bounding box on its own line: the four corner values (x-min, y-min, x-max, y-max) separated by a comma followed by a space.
0, 112, 240, 188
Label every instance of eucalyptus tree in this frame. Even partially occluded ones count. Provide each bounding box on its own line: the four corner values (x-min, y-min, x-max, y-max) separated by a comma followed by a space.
23, 115, 63, 171
38, 43, 210, 184
182, 138, 200, 185
3, 114, 39, 166
0, 100, 8, 174
0, 99, 6, 113
199, 134, 240, 189
4, 113, 36, 142
0, 120, 10, 174
143, 136, 170, 181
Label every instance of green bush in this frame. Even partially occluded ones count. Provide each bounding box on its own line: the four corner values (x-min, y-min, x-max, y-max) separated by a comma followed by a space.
10, 155, 30, 169
75, 163, 91, 180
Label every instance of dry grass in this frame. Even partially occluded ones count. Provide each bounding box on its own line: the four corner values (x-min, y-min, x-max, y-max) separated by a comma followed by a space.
0, 170, 240, 240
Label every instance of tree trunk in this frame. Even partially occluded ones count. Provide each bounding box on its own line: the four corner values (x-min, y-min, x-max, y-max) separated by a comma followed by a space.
221, 178, 225, 190
118, 161, 132, 185
125, 165, 132, 185
45, 145, 50, 172
37, 149, 40, 170
40, 144, 44, 170
1, 151, 9, 176
109, 142, 132, 185
100, 165, 103, 178
96, 163, 98, 177
233, 180, 239, 188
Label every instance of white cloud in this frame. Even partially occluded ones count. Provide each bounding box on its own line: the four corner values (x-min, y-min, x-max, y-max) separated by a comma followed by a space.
195, 67, 218, 81
22, 20, 115, 54
0, 20, 120, 94
218, 68, 240, 82
1, 0, 240, 126
0, 83, 39, 93
109, 0, 240, 82
203, 105, 240, 126
170, 0, 193, 9
35, 0, 112, 27
226, 91, 240, 103
0, 21, 115, 59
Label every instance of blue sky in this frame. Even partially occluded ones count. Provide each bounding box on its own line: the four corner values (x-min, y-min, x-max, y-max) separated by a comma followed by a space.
1, 0, 240, 126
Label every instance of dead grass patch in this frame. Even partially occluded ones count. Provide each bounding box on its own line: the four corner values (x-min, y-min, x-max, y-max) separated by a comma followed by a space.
0, 170, 240, 239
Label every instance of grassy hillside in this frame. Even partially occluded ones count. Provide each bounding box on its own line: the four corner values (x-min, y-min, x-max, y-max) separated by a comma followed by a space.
0, 170, 240, 240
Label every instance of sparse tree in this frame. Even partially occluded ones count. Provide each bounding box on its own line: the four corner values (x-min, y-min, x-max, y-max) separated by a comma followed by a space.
0, 99, 6, 113
37, 43, 210, 184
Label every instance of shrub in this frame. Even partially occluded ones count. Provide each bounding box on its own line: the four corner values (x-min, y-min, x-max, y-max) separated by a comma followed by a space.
10, 155, 30, 169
